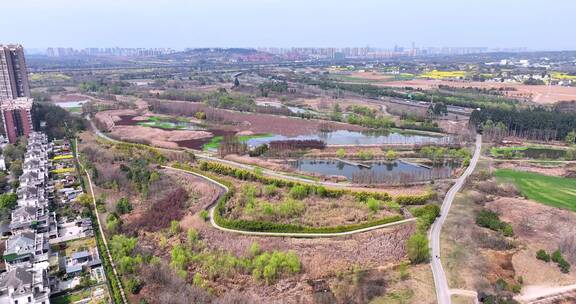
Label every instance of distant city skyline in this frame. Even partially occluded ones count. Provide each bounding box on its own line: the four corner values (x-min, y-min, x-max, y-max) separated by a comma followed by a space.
3, 0, 576, 51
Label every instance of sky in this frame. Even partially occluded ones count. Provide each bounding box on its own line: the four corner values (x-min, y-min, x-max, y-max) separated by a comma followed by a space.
2, 0, 576, 50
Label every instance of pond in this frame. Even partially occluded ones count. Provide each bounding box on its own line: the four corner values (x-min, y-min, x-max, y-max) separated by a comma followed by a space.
246, 130, 453, 147
54, 100, 89, 108
288, 159, 455, 184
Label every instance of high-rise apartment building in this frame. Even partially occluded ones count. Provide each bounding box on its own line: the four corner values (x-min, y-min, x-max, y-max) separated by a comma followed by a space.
1, 97, 33, 143
0, 44, 31, 100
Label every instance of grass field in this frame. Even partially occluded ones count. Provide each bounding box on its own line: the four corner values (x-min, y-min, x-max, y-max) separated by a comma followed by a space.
495, 169, 576, 211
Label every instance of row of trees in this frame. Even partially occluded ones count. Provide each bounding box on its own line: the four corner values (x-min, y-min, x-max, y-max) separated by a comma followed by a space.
304, 78, 517, 110
470, 107, 576, 142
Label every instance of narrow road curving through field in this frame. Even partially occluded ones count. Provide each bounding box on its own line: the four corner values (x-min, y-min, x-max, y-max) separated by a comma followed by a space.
429, 134, 482, 304
162, 165, 416, 238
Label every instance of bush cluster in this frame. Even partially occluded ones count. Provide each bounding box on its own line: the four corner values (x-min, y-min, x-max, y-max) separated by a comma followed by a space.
536, 249, 571, 273
476, 210, 514, 237
411, 204, 441, 232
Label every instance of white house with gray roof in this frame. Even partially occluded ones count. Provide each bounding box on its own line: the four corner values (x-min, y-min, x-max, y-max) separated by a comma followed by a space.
0, 267, 50, 304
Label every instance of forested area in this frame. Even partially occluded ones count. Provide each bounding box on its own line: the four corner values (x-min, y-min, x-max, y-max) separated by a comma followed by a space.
32, 102, 85, 138
470, 107, 576, 141
303, 78, 517, 110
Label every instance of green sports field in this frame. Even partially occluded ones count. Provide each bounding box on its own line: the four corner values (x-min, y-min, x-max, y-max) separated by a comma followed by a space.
495, 169, 576, 211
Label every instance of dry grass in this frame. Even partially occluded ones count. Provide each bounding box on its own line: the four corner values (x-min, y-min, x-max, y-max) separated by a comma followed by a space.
379, 79, 576, 104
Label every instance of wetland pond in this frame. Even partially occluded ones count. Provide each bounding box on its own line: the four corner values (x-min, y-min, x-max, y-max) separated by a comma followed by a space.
288, 159, 455, 184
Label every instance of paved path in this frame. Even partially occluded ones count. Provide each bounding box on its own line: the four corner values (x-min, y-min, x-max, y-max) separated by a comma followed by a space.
515, 284, 576, 303
429, 134, 482, 304
163, 165, 416, 238
75, 138, 128, 304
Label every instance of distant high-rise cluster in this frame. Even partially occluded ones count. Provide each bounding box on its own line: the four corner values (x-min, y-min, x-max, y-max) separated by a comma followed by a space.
0, 44, 33, 143
45, 47, 176, 57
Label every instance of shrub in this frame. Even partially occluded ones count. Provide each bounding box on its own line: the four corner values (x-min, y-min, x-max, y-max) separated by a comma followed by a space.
536, 249, 550, 262
384, 201, 401, 212
385, 149, 397, 160
407, 233, 429, 264
357, 150, 374, 160
289, 185, 309, 199
249, 242, 260, 257
194, 111, 206, 120
263, 184, 278, 197
249, 144, 269, 157
476, 210, 514, 236
126, 277, 143, 294
192, 273, 204, 287
495, 278, 508, 291
106, 213, 121, 235
251, 251, 300, 284
187, 228, 199, 245
116, 197, 132, 214
551, 250, 563, 263
366, 198, 381, 212
395, 192, 436, 205
169, 220, 181, 235
199, 210, 209, 221
411, 204, 441, 232
558, 259, 571, 273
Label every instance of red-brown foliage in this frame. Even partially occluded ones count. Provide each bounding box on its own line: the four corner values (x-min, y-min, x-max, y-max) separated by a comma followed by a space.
124, 187, 189, 234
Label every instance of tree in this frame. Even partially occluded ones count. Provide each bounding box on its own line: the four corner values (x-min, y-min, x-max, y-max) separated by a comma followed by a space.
126, 277, 143, 294
10, 160, 22, 178
330, 103, 342, 121
566, 130, 576, 145
0, 193, 18, 210
336, 148, 346, 159
116, 198, 132, 214
194, 111, 206, 120
385, 149, 398, 161
106, 213, 122, 235
428, 102, 448, 116
407, 233, 429, 264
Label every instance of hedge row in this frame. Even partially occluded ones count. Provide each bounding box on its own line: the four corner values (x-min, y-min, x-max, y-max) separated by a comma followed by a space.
93, 212, 124, 304
395, 192, 437, 205
173, 162, 432, 234
198, 161, 398, 201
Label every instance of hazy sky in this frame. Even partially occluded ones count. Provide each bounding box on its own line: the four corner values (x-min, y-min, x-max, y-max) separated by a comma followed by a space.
3, 0, 575, 50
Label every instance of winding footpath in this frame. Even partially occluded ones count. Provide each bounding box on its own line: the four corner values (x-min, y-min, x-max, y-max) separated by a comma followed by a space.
429, 134, 482, 304
162, 165, 416, 238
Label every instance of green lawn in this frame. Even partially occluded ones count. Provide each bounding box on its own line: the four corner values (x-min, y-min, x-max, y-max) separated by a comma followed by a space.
51, 289, 91, 304
495, 169, 576, 211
